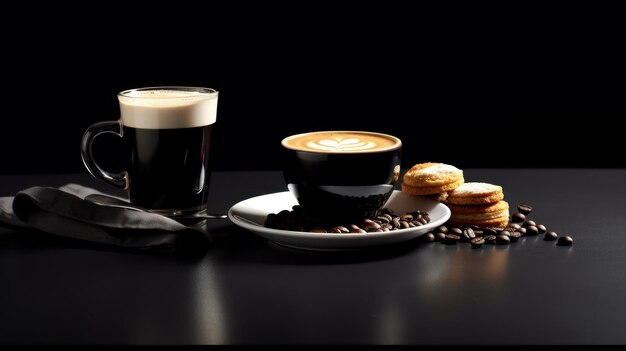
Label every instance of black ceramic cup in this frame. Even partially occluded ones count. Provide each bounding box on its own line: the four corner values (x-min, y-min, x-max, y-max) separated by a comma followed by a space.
281, 131, 402, 226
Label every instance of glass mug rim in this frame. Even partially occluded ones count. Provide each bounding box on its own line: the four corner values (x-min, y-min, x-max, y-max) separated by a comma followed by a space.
281, 130, 402, 154
118, 86, 218, 100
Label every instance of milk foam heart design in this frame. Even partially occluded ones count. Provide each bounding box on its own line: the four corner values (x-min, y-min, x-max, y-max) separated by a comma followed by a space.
307, 137, 376, 151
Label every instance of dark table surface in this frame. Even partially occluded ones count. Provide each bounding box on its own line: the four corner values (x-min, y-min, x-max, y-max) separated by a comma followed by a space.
1, 169, 626, 345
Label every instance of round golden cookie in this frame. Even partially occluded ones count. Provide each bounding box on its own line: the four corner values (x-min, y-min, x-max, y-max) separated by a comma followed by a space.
446, 182, 504, 205
401, 177, 464, 195
446, 200, 509, 215
402, 162, 464, 187
448, 200, 510, 228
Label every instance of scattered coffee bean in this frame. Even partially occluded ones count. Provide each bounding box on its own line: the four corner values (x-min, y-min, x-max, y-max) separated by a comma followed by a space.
508, 231, 522, 242
501, 230, 511, 237
484, 235, 497, 245
399, 221, 410, 229
435, 226, 448, 234
483, 228, 498, 236
517, 204, 533, 215
424, 233, 436, 242
511, 213, 526, 222
444, 234, 460, 244
536, 224, 547, 234
522, 220, 536, 228
462, 227, 476, 241
507, 223, 521, 231
449, 227, 463, 236
557, 235, 574, 246
526, 225, 539, 236
435, 232, 447, 241
470, 237, 485, 248
517, 227, 527, 235
496, 234, 510, 245
544, 231, 558, 241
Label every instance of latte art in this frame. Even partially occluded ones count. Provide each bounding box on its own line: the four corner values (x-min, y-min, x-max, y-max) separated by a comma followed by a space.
307, 137, 377, 152
283, 131, 401, 154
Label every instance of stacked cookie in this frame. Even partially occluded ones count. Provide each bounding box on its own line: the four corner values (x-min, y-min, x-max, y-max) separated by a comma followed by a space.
401, 162, 510, 228
446, 182, 509, 228
401, 163, 464, 199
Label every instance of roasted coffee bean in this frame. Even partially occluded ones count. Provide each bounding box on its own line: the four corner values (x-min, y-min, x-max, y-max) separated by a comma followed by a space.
517, 204, 533, 215
507, 223, 521, 231
526, 225, 539, 236
310, 228, 327, 233
362, 219, 381, 231
536, 224, 547, 234
484, 235, 497, 244
408, 222, 416, 227
424, 233, 436, 242
435, 232, 447, 241
544, 231, 558, 241
435, 226, 448, 234
401, 214, 413, 222
483, 228, 499, 236
399, 220, 410, 229
376, 216, 390, 223
444, 234, 460, 244
411, 220, 423, 226
501, 230, 512, 237
384, 223, 394, 231
410, 211, 422, 218
508, 231, 522, 242
473, 230, 483, 236
264, 213, 277, 227
422, 214, 430, 222
496, 234, 511, 245
329, 226, 349, 233
468, 225, 480, 231
462, 227, 476, 241
557, 235, 574, 246
382, 227, 390, 232
511, 213, 526, 222
470, 237, 485, 248
392, 217, 401, 228
449, 227, 463, 236
418, 217, 429, 225
522, 220, 536, 228
375, 228, 384, 232
349, 225, 367, 234
517, 227, 527, 235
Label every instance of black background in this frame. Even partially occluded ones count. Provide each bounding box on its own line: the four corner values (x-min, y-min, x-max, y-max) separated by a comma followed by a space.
1, 4, 624, 174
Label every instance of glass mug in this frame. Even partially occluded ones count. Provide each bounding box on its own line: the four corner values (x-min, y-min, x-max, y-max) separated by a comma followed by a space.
81, 86, 219, 221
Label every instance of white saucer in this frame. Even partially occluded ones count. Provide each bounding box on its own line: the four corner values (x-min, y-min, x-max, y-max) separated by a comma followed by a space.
228, 190, 451, 250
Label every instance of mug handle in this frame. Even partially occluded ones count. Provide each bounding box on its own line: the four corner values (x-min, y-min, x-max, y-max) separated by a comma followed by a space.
80, 120, 129, 189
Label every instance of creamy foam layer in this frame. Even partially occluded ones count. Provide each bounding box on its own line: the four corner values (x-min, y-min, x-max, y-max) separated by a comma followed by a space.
282, 131, 401, 153
118, 88, 218, 129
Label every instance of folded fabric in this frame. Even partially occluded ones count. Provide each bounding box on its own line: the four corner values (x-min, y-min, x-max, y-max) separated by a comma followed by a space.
0, 184, 210, 254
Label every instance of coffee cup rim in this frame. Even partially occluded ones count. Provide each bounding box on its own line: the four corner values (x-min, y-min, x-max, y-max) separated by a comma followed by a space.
281, 130, 402, 154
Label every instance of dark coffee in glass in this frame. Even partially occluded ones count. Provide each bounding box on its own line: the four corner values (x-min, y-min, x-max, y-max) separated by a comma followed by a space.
81, 87, 218, 219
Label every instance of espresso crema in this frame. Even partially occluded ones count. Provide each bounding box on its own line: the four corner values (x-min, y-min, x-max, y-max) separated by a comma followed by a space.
282, 131, 401, 153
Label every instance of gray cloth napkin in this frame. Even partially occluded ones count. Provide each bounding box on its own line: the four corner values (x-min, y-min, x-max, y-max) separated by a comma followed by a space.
0, 183, 210, 254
